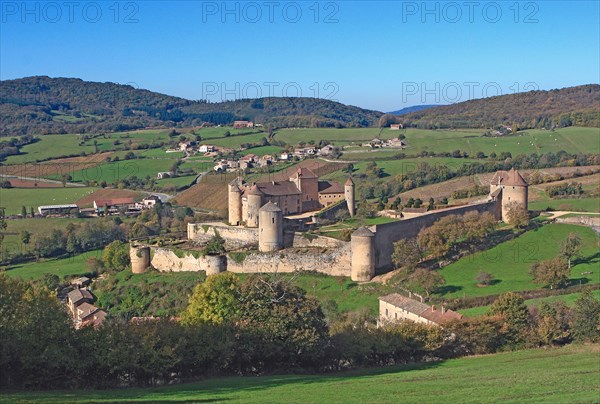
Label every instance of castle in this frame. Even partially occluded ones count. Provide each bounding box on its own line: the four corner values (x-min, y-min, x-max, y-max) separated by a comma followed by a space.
228, 167, 355, 227
135, 168, 528, 283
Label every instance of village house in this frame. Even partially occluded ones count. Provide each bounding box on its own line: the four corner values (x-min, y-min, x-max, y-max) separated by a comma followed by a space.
141, 195, 161, 208
279, 152, 290, 161
378, 293, 463, 327
293, 147, 316, 158
233, 120, 254, 129
386, 138, 406, 148
67, 288, 94, 316
258, 155, 274, 167
390, 123, 403, 130
318, 145, 335, 156
75, 302, 107, 329
199, 144, 215, 153
70, 276, 91, 288
178, 141, 196, 151
157, 171, 174, 179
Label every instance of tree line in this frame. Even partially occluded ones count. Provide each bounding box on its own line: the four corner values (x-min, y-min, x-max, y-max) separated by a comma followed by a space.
1, 273, 598, 390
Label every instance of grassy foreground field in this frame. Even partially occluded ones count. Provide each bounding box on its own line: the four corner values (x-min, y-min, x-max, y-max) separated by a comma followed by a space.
5, 344, 598, 403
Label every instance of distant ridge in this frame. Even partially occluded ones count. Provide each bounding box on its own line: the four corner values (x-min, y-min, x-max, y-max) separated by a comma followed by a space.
388, 105, 440, 115
0, 76, 383, 135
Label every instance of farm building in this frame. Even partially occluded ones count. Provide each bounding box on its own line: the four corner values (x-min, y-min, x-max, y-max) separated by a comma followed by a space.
37, 204, 80, 216
378, 293, 463, 327
233, 121, 254, 129
93, 197, 137, 214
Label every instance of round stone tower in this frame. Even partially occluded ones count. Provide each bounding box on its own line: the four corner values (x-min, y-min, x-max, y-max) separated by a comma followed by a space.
344, 177, 355, 217
258, 201, 284, 252
228, 180, 242, 226
246, 184, 263, 228
351, 227, 375, 282
130, 245, 151, 274
490, 168, 528, 222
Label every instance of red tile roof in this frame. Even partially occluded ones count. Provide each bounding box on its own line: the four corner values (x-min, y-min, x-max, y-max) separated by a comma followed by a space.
318, 180, 344, 194
490, 168, 528, 187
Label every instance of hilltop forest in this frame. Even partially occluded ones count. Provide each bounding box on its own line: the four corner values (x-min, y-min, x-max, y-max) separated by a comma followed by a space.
1, 77, 598, 136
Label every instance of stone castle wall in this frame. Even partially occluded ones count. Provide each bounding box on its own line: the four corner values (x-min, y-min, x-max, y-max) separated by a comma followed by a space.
187, 222, 258, 250
372, 200, 500, 271
151, 244, 351, 277
151, 248, 226, 275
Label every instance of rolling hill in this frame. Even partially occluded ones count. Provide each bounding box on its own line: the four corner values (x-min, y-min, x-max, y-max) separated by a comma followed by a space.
400, 84, 600, 129
0, 77, 383, 136
1, 77, 598, 136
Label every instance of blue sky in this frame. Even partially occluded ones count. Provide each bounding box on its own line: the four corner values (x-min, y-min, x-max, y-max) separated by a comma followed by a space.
1, 1, 599, 111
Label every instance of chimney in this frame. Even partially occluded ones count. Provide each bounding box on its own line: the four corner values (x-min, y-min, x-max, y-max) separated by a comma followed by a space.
409, 291, 412, 298
442, 306, 446, 314
431, 305, 435, 311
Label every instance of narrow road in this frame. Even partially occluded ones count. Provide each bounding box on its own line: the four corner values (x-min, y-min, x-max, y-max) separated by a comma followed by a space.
0, 174, 86, 187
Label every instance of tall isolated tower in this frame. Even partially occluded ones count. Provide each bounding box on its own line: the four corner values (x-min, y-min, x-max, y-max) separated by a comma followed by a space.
345, 177, 355, 217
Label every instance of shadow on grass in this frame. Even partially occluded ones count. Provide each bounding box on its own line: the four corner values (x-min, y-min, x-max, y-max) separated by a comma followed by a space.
4, 360, 446, 403
437, 285, 463, 295
574, 251, 600, 267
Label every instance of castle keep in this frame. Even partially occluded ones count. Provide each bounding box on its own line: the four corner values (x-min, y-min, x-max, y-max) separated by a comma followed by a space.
228, 167, 354, 226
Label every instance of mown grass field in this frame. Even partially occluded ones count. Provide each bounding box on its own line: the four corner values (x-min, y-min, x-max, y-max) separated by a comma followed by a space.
5, 344, 598, 403
404, 126, 600, 156
50, 158, 175, 184
439, 224, 600, 298
460, 289, 600, 317
529, 197, 600, 213
0, 187, 97, 215
4, 249, 103, 280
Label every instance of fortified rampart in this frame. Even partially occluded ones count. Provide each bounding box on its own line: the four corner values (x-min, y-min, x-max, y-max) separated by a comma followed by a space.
188, 222, 258, 250
151, 243, 351, 277
151, 248, 227, 275
370, 200, 500, 271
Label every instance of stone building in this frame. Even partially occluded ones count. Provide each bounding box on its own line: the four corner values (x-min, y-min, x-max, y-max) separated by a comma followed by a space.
489, 168, 528, 222
228, 168, 351, 226
379, 293, 463, 326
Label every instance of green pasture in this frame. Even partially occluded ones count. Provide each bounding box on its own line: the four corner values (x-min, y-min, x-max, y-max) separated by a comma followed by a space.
49, 159, 175, 184
0, 187, 96, 215
4, 249, 104, 280
439, 224, 600, 298
5, 344, 598, 403
239, 145, 283, 156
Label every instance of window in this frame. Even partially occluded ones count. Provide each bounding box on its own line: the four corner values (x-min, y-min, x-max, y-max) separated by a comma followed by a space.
385, 308, 388, 316
272, 218, 275, 224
